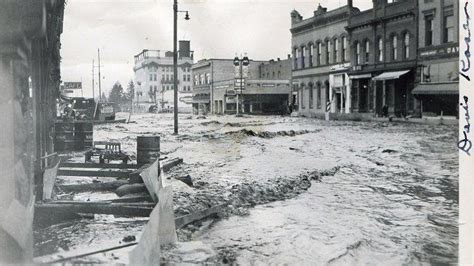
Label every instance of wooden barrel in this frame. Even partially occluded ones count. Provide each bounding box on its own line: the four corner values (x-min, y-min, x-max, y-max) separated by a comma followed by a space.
137, 136, 160, 165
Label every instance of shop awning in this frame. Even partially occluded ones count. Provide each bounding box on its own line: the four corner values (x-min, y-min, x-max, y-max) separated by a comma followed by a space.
372, 70, 410, 81
412, 82, 459, 95
349, 74, 372, 79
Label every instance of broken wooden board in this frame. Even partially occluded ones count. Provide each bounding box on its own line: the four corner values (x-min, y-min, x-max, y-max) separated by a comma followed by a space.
175, 203, 226, 229
57, 169, 131, 178
58, 180, 129, 193
60, 162, 140, 169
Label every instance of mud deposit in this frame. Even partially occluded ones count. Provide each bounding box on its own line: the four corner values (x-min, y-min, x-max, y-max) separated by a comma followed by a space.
34, 113, 458, 264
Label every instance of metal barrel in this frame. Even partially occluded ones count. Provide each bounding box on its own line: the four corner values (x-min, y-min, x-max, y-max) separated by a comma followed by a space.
136, 136, 160, 165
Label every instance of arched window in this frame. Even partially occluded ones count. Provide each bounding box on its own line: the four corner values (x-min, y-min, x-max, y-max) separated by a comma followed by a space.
309, 83, 314, 109
317, 42, 322, 66
365, 40, 370, 63
308, 44, 314, 67
378, 37, 384, 62
301, 46, 306, 68
326, 40, 332, 64
342, 36, 347, 61
404, 32, 410, 59
392, 35, 398, 60
356, 42, 361, 65
334, 38, 339, 63
316, 82, 322, 109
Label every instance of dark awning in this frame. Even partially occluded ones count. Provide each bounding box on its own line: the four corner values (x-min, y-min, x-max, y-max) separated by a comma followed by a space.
412, 82, 459, 95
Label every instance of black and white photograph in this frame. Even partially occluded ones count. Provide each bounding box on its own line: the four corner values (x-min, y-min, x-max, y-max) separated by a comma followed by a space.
0, 0, 472, 264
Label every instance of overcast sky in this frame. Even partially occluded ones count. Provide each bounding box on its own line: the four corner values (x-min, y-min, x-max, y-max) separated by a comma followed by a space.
61, 0, 372, 97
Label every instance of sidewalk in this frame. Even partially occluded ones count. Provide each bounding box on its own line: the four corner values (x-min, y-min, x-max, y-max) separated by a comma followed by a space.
293, 112, 458, 126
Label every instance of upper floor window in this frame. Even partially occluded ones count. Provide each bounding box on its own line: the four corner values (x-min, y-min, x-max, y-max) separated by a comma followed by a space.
326, 40, 332, 64
293, 48, 298, 69
378, 37, 384, 62
301, 47, 306, 68
425, 15, 434, 46
334, 38, 339, 63
342, 36, 347, 62
392, 35, 398, 61
365, 40, 370, 63
308, 44, 314, 67
444, 14, 454, 43
356, 42, 361, 65
206, 73, 211, 84
403, 33, 410, 59
200, 74, 205, 85
317, 42, 322, 66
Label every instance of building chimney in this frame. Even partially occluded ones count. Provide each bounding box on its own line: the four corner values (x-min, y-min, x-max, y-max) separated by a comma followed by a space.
347, 0, 353, 8
179, 40, 191, 58
277, 57, 280, 61
288, 54, 291, 59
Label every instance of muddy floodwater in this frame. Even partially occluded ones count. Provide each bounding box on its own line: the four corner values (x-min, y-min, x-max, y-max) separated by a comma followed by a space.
34, 113, 458, 264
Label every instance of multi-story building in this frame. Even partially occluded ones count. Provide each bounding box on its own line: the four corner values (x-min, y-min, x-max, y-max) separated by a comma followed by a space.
133, 40, 194, 113
290, 2, 359, 118
412, 0, 459, 116
347, 0, 418, 117
191, 59, 235, 114
192, 58, 292, 115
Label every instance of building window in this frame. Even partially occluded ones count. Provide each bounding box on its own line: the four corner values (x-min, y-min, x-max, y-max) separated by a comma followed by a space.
293, 48, 298, 69
326, 40, 331, 64
162, 74, 165, 81
309, 84, 314, 109
334, 38, 339, 63
403, 33, 410, 59
200, 74, 205, 85
342, 36, 347, 61
206, 73, 211, 84
356, 42, 361, 65
317, 42, 322, 66
378, 37, 384, 62
301, 47, 306, 68
425, 15, 434, 46
444, 14, 454, 43
301, 86, 305, 109
365, 40, 370, 63
272, 72, 275, 79
278, 71, 281, 78
308, 44, 314, 67
316, 83, 321, 109
194, 75, 198, 85
392, 35, 398, 61
149, 74, 153, 81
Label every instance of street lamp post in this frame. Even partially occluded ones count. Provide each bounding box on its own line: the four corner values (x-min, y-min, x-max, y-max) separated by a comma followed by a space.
233, 55, 249, 116
173, 0, 190, 135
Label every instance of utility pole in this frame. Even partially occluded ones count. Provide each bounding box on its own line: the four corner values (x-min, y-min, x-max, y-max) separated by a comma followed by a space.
92, 59, 95, 100
173, 0, 178, 134
172, 0, 189, 135
98, 48, 102, 102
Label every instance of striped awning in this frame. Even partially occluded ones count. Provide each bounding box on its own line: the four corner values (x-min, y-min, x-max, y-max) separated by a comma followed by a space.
412, 82, 459, 95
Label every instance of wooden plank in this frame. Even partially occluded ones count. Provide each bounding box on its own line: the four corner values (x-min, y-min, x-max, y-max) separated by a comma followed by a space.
35, 202, 154, 217
175, 203, 226, 229
57, 169, 131, 178
162, 158, 183, 172
58, 180, 129, 192
60, 162, 140, 169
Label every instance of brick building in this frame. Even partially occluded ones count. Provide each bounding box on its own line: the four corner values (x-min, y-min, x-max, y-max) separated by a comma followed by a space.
412, 0, 459, 116
290, 2, 359, 118
191, 59, 236, 114
133, 41, 194, 113
193, 58, 291, 115
347, 0, 418, 117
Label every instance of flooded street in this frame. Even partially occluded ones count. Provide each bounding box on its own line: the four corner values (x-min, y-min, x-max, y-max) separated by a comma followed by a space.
34, 113, 458, 264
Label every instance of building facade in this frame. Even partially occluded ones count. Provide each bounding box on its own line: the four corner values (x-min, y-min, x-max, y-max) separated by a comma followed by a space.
192, 58, 291, 115
133, 40, 194, 113
347, 0, 418, 117
290, 2, 359, 118
412, 0, 459, 116
191, 59, 236, 114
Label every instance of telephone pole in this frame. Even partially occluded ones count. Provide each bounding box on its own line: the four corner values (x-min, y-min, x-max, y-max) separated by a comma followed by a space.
92, 59, 95, 100
98, 48, 102, 101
